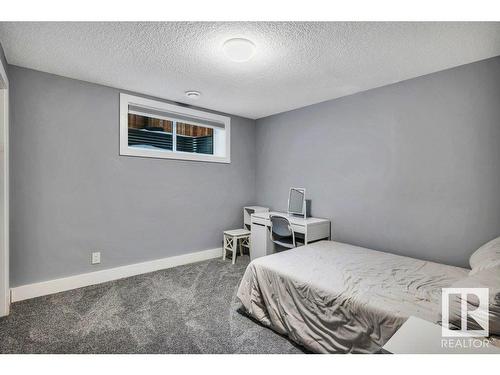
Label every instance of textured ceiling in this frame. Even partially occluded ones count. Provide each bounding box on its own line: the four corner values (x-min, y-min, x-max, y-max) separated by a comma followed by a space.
1, 22, 500, 119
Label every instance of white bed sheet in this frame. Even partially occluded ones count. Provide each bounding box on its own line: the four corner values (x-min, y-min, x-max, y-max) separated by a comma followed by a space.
237, 240, 468, 353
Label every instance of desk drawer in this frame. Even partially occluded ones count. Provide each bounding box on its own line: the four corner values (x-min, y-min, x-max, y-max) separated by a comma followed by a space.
290, 224, 305, 234
251, 217, 305, 234
251, 216, 269, 226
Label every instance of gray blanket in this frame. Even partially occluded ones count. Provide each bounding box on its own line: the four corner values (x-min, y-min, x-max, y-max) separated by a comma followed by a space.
237, 240, 468, 353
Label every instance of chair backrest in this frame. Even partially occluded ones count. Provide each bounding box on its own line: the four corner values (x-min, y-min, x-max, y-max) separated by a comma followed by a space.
269, 215, 294, 243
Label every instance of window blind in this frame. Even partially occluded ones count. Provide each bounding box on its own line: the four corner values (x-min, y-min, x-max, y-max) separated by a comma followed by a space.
128, 104, 225, 129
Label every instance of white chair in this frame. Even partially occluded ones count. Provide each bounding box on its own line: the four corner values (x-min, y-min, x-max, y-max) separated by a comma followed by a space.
223, 229, 251, 264
269, 215, 297, 249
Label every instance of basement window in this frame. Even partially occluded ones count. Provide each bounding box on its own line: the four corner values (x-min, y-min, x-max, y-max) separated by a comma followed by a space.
120, 94, 230, 163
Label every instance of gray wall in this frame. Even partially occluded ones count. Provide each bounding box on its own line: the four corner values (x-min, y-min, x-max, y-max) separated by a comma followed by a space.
9, 66, 256, 286
256, 56, 500, 268
9, 55, 500, 285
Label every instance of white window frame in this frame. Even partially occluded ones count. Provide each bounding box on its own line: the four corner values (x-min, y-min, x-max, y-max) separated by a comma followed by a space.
120, 93, 231, 163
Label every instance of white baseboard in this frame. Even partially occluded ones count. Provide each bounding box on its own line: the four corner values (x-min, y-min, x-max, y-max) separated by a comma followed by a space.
10, 247, 222, 302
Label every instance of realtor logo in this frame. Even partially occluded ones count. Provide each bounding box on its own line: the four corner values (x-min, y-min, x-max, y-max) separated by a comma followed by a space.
442, 288, 489, 337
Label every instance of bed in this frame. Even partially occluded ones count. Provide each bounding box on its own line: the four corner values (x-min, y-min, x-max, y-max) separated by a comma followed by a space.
236, 240, 469, 353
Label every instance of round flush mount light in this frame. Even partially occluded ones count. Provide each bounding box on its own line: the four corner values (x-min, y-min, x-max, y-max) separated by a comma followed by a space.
222, 38, 256, 62
185, 90, 201, 99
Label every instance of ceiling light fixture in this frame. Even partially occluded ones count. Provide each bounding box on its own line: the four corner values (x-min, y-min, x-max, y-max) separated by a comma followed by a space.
185, 90, 201, 99
222, 38, 256, 62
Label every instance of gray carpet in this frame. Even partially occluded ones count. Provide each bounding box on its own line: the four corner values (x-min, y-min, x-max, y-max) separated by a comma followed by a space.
0, 255, 305, 354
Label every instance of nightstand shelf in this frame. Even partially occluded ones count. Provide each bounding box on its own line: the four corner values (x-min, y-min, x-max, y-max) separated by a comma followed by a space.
383, 316, 500, 354
243, 206, 269, 230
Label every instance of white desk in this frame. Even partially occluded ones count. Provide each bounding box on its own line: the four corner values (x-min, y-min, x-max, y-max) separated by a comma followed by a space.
250, 211, 331, 261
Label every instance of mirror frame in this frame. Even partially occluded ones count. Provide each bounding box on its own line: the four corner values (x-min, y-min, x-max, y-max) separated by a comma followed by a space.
288, 187, 306, 218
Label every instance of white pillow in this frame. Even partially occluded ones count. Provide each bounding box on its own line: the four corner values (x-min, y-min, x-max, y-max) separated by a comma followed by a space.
447, 267, 500, 336
469, 236, 500, 275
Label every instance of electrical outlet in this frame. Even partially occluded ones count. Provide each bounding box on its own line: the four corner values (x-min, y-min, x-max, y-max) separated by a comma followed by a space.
91, 251, 101, 265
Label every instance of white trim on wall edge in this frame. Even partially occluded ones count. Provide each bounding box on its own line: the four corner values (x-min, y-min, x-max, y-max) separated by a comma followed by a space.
10, 247, 222, 302
0, 58, 9, 317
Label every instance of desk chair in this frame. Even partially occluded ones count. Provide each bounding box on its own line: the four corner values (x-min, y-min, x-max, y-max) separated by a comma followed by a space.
269, 215, 296, 249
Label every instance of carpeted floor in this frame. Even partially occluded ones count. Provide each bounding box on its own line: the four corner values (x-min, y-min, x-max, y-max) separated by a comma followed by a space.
0, 255, 305, 354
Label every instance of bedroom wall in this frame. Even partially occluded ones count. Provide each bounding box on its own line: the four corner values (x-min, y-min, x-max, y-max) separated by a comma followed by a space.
9, 66, 256, 287
256, 56, 500, 268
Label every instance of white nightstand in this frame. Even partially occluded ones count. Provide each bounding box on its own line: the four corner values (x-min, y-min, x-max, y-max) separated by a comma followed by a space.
243, 206, 269, 230
383, 316, 500, 354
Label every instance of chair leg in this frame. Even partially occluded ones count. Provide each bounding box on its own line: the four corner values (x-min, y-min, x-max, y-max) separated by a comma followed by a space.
223, 234, 227, 260
239, 238, 243, 256
231, 237, 236, 264
240, 236, 250, 256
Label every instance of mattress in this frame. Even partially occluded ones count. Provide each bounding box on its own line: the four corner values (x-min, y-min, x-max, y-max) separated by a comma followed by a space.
236, 240, 468, 353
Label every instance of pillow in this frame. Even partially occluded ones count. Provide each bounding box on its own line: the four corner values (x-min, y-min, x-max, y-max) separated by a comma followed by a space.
447, 267, 500, 336
469, 236, 500, 275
